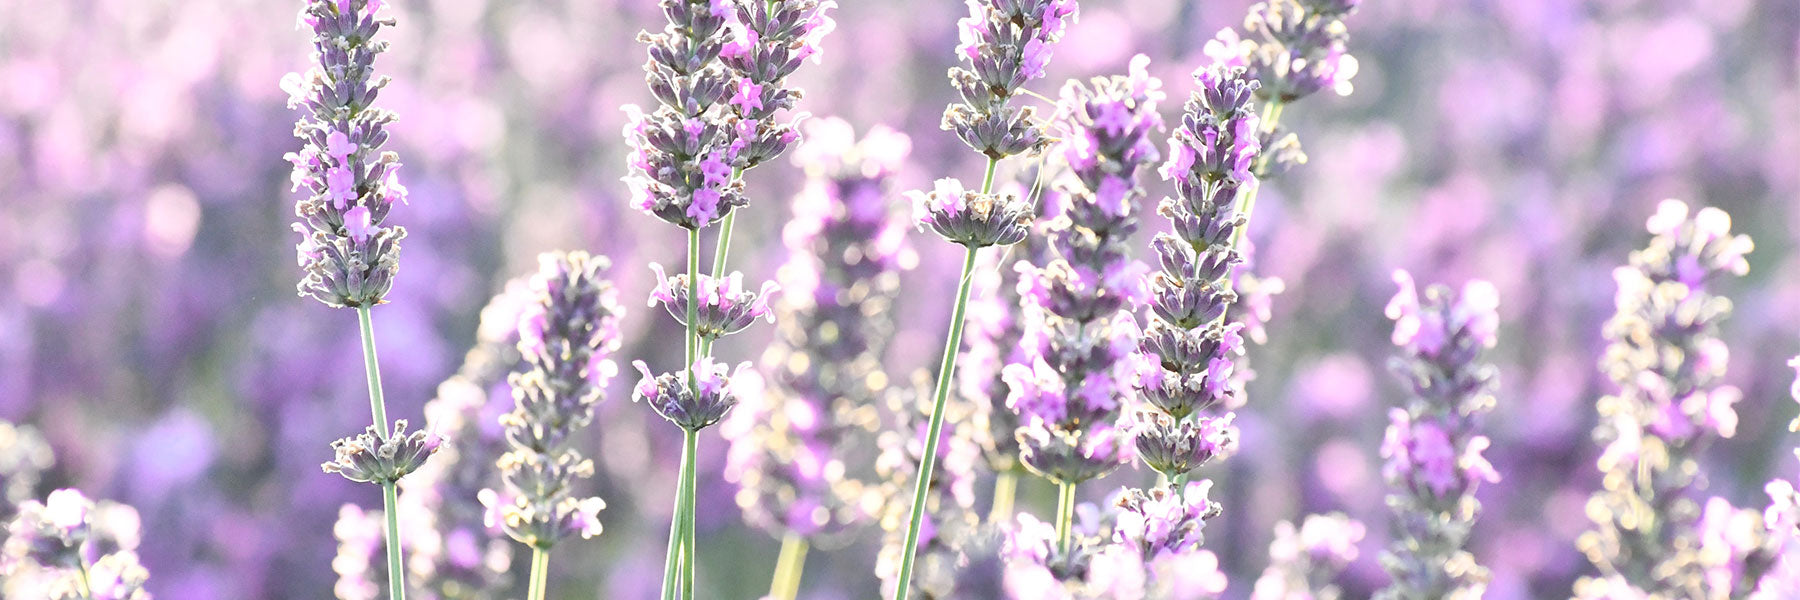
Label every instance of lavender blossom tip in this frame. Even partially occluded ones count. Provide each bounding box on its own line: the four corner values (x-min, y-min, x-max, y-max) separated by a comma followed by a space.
321, 419, 443, 485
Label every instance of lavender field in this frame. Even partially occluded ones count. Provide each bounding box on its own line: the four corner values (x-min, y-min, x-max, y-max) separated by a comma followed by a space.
2, 0, 1799, 598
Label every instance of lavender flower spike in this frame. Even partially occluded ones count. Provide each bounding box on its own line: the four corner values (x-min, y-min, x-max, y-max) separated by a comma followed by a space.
482, 252, 621, 600
286, 0, 410, 308
944, 0, 1079, 158
623, 0, 749, 231
1009, 56, 1163, 495
718, 0, 837, 169
1575, 199, 1762, 598
1376, 271, 1501, 599
1252, 513, 1366, 600
3, 489, 152, 599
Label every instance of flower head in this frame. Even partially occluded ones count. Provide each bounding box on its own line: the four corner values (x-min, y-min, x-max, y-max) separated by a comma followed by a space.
647, 265, 778, 340
910, 178, 1034, 248
321, 420, 443, 484
633, 357, 747, 431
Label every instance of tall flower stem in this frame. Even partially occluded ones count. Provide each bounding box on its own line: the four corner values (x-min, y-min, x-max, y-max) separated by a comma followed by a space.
527, 547, 550, 600
1054, 482, 1075, 552
356, 306, 407, 600
681, 429, 699, 600
891, 243, 983, 600
660, 434, 692, 600
988, 470, 1018, 522
768, 533, 810, 600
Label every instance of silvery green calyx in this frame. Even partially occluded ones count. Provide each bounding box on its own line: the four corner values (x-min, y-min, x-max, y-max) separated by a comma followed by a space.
1376, 272, 1501, 600
484, 251, 621, 550
322, 420, 442, 485
634, 357, 748, 432
1130, 411, 1235, 480
2, 489, 152, 600
646, 265, 779, 340
944, 0, 1078, 158
719, 0, 836, 169
910, 178, 1034, 249
624, 0, 748, 230
1574, 200, 1771, 598
285, 0, 410, 308
1251, 513, 1365, 600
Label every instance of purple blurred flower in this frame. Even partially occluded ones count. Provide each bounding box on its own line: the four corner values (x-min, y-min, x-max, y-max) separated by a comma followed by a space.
486, 251, 622, 549
1112, 482, 1221, 560
3, 489, 151, 599
1251, 513, 1365, 600
1578, 200, 1765, 597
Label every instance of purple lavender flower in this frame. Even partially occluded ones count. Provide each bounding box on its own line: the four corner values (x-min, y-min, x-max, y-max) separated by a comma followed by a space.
1377, 271, 1501, 598
623, 0, 750, 230
1577, 199, 1761, 597
1129, 411, 1236, 479
647, 266, 779, 340
1112, 482, 1221, 560
1203, 0, 1360, 105
910, 178, 1034, 249
331, 504, 385, 600
1004, 57, 1164, 490
718, 0, 836, 169
285, 0, 410, 308
1251, 513, 1365, 600
944, 0, 1079, 158
634, 357, 748, 432
485, 251, 621, 550
2, 489, 151, 599
1130, 64, 1261, 488
723, 120, 911, 542
321, 420, 442, 484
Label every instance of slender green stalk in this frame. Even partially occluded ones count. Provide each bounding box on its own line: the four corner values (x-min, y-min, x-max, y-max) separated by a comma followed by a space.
381, 482, 405, 600
1223, 99, 1286, 258
660, 433, 692, 600
768, 533, 810, 600
709, 167, 745, 278
988, 470, 1018, 523
527, 546, 551, 600
686, 230, 700, 378
681, 429, 699, 600
1055, 482, 1076, 553
356, 306, 407, 600
75, 559, 92, 597
890, 244, 982, 600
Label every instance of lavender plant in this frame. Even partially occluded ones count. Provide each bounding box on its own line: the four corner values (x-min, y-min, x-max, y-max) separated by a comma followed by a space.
286, 2, 436, 598
2, 489, 151, 599
622, 2, 791, 597
1574, 200, 1772, 598
999, 488, 1230, 599
874, 376, 985, 599
890, 1, 1074, 595
721, 118, 912, 599
1377, 272, 1501, 599
481, 251, 621, 600
1006, 55, 1163, 550
1250, 513, 1365, 600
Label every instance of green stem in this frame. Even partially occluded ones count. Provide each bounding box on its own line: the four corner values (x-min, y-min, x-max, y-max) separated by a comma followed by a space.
1224, 99, 1286, 259
681, 429, 699, 600
659, 433, 692, 600
768, 533, 810, 600
382, 482, 406, 600
981, 155, 999, 191
890, 245, 982, 600
710, 168, 744, 278
1055, 482, 1076, 553
76, 559, 92, 597
686, 230, 700, 379
356, 306, 406, 600
527, 546, 551, 600
988, 470, 1018, 523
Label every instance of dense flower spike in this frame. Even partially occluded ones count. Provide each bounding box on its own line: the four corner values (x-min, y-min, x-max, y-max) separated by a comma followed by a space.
1375, 271, 1501, 599
2, 489, 151, 599
1251, 513, 1365, 600
647, 265, 779, 340
485, 251, 621, 550
1576, 200, 1769, 598
623, 0, 750, 230
910, 178, 1035, 248
1131, 64, 1261, 484
723, 120, 912, 542
718, 0, 836, 169
1005, 58, 1163, 489
1202, 0, 1359, 178
286, 0, 410, 308
322, 420, 442, 484
943, 0, 1078, 158
1112, 482, 1222, 560
874, 380, 984, 599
